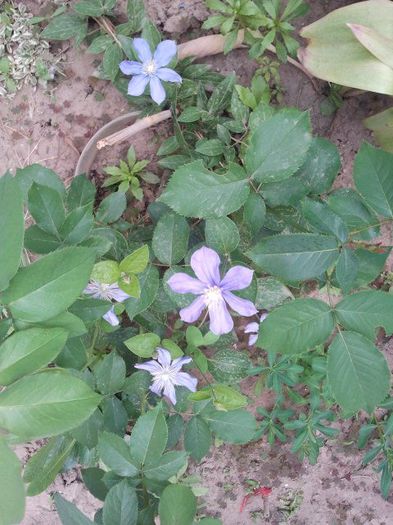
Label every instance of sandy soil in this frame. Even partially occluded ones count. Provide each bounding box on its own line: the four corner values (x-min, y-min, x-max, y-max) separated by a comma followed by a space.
1, 0, 393, 524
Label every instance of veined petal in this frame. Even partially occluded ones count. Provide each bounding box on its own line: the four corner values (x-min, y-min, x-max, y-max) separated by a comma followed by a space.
119, 60, 142, 76
156, 347, 172, 367
248, 333, 258, 346
107, 284, 130, 303
163, 381, 177, 404
244, 321, 259, 334
127, 74, 149, 96
167, 273, 205, 295
174, 371, 198, 391
103, 307, 120, 326
150, 379, 164, 396
179, 296, 206, 323
156, 67, 182, 83
135, 360, 163, 374
153, 40, 177, 67
133, 37, 152, 62
208, 297, 233, 335
223, 291, 257, 317
190, 246, 221, 286
260, 313, 268, 323
171, 356, 192, 369
220, 266, 254, 291
150, 76, 166, 104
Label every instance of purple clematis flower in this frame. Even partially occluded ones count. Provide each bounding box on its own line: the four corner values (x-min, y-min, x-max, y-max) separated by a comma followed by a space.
244, 313, 268, 346
167, 246, 258, 336
119, 38, 182, 105
135, 347, 197, 405
83, 281, 130, 326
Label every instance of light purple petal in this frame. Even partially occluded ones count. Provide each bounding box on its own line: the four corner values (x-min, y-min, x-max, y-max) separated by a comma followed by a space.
163, 382, 177, 404
208, 298, 233, 335
190, 246, 221, 286
156, 347, 172, 367
167, 273, 205, 295
133, 38, 152, 62
248, 333, 258, 346
150, 76, 166, 104
108, 285, 130, 303
174, 372, 198, 392
135, 360, 163, 374
171, 356, 192, 369
150, 380, 163, 396
119, 60, 143, 76
179, 296, 206, 323
103, 307, 119, 326
223, 291, 258, 317
244, 322, 259, 334
260, 313, 268, 323
153, 40, 177, 67
156, 67, 182, 83
220, 266, 254, 291
127, 74, 149, 96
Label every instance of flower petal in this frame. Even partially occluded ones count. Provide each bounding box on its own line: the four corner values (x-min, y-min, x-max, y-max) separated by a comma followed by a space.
156, 347, 172, 367
156, 67, 182, 83
102, 307, 119, 326
150, 379, 163, 396
244, 322, 259, 334
223, 291, 258, 317
248, 333, 258, 346
174, 372, 198, 392
190, 246, 221, 286
220, 266, 254, 291
135, 360, 163, 374
119, 60, 142, 76
149, 76, 166, 104
260, 313, 268, 323
163, 381, 177, 404
153, 40, 177, 67
167, 273, 205, 295
208, 298, 233, 335
171, 356, 192, 369
133, 38, 152, 62
107, 284, 130, 303
179, 296, 206, 323
127, 74, 149, 96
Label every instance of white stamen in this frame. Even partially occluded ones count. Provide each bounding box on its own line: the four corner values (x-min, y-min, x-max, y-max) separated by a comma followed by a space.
203, 285, 222, 306
143, 59, 157, 75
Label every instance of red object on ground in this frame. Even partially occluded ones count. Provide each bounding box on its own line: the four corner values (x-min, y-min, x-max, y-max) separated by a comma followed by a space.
240, 486, 272, 512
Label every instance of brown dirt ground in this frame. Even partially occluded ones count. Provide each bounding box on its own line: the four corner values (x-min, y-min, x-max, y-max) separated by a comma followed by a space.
1, 0, 393, 523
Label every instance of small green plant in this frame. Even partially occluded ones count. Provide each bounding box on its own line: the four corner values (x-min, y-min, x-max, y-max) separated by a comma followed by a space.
103, 146, 159, 200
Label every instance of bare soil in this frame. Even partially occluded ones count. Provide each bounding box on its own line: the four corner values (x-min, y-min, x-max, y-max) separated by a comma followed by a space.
1, 1, 392, 523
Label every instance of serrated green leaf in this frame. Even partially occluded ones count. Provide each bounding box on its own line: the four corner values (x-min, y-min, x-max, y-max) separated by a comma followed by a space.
255, 276, 293, 310
144, 451, 187, 480
159, 484, 196, 525
53, 493, 94, 525
335, 248, 359, 293
98, 432, 138, 477
204, 408, 257, 444
96, 192, 126, 224
152, 212, 190, 265
130, 405, 168, 466
103, 43, 123, 82
103, 480, 138, 525
94, 352, 126, 394
41, 14, 87, 40
0, 437, 25, 525
184, 416, 212, 461
296, 137, 340, 194
125, 265, 159, 320
302, 198, 348, 242
205, 217, 240, 254
125, 333, 160, 358
208, 349, 251, 383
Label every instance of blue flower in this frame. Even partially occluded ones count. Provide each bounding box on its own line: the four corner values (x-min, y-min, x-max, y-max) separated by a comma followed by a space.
119, 38, 182, 105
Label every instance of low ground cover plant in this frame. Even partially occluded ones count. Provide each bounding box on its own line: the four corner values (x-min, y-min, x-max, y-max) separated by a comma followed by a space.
1, 1, 393, 524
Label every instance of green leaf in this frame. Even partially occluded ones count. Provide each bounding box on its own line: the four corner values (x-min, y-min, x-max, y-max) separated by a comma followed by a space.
103, 480, 138, 525
125, 333, 160, 358
178, 107, 203, 123
94, 352, 126, 394
96, 192, 126, 223
53, 493, 95, 525
204, 408, 257, 444
301, 198, 348, 242
55, 336, 87, 370
0, 437, 25, 525
245, 109, 312, 183
0, 370, 101, 440
258, 298, 335, 355
60, 208, 93, 245
127, 0, 145, 32
41, 14, 87, 40
87, 34, 113, 53
159, 161, 249, 219
119, 245, 149, 275
205, 217, 240, 254
327, 331, 390, 413
349, 22, 393, 69
125, 265, 159, 320
192, 384, 247, 411
0, 327, 67, 386
24, 436, 75, 496
353, 143, 393, 218
1, 247, 95, 322
208, 349, 251, 383
195, 139, 225, 157
98, 432, 138, 477
74, 0, 105, 16
69, 298, 112, 324
261, 178, 308, 208
152, 212, 190, 265
335, 291, 393, 340
130, 405, 168, 466
243, 192, 266, 235
82, 468, 108, 501
328, 189, 380, 240
350, 248, 390, 289
159, 485, 197, 525
296, 137, 340, 194
144, 451, 188, 480
255, 276, 293, 310
15, 164, 65, 200
207, 74, 235, 115
247, 234, 339, 281
364, 106, 393, 153
103, 43, 123, 82
24, 225, 60, 254
184, 416, 212, 461
0, 174, 24, 291
335, 248, 359, 293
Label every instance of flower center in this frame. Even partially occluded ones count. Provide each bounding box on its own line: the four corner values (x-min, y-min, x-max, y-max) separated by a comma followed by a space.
203, 285, 222, 307
143, 59, 157, 75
